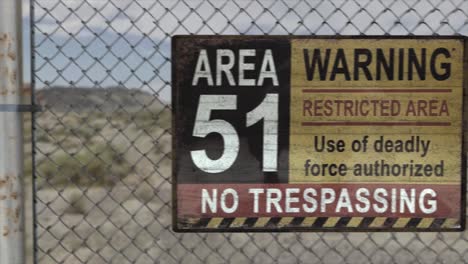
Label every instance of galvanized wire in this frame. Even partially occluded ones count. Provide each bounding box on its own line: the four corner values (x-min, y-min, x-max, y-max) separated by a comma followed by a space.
32, 0, 468, 263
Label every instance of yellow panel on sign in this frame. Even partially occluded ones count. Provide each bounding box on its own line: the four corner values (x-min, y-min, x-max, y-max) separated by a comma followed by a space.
289, 39, 463, 185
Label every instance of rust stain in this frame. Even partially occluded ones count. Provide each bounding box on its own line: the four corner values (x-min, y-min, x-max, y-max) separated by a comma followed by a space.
10, 69, 16, 84
3, 207, 19, 224
0, 173, 21, 237
7, 39, 13, 55
0, 32, 18, 96
0, 88, 7, 96
15, 207, 20, 223
0, 175, 11, 189
0, 179, 6, 188
21, 85, 31, 95
0, 33, 9, 42
7, 51, 16, 61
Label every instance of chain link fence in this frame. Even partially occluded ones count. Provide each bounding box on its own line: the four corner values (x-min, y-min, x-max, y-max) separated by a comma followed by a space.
31, 0, 468, 263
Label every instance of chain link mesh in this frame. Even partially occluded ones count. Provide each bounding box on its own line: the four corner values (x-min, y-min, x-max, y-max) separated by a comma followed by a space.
31, 0, 468, 263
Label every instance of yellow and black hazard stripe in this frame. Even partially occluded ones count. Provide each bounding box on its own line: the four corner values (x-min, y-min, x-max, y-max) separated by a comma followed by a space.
178, 217, 461, 229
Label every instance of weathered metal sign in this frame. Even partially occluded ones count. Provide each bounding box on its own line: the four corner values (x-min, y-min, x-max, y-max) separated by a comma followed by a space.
172, 36, 466, 232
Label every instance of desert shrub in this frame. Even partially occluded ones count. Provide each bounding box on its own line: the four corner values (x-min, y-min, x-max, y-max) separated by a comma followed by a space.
35, 129, 52, 143
64, 191, 88, 215
70, 126, 95, 141
131, 109, 171, 132
37, 144, 132, 188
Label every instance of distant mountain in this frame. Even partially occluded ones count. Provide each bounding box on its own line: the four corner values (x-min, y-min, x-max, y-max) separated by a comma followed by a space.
36, 86, 169, 112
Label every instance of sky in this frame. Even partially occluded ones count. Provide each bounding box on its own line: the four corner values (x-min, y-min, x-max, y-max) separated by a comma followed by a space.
23, 0, 468, 102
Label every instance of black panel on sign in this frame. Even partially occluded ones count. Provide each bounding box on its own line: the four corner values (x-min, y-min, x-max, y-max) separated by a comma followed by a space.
173, 37, 291, 183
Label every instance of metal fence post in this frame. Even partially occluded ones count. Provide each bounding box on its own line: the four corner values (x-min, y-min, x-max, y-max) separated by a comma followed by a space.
0, 0, 24, 263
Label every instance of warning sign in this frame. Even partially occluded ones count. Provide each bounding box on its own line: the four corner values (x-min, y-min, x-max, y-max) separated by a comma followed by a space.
172, 36, 466, 231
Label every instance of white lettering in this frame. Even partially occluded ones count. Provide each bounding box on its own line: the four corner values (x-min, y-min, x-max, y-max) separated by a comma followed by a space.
321, 188, 335, 212
373, 188, 388, 213
419, 188, 437, 214
257, 49, 278, 86
192, 49, 213, 85
220, 188, 238, 213
216, 49, 235, 86
355, 188, 370, 213
335, 188, 353, 213
303, 188, 318, 213
239, 49, 256, 86
249, 188, 264, 213
201, 189, 217, 213
266, 188, 282, 213
285, 188, 300, 213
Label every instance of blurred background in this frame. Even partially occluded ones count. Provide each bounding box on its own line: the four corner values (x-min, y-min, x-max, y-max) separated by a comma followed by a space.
23, 0, 468, 263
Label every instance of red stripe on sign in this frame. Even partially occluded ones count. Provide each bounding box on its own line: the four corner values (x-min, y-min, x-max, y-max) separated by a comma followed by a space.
177, 183, 460, 218
301, 89, 453, 93
301, 121, 451, 126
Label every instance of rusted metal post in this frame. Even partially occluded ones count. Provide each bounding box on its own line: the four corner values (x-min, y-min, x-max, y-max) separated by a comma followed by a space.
0, 0, 25, 263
